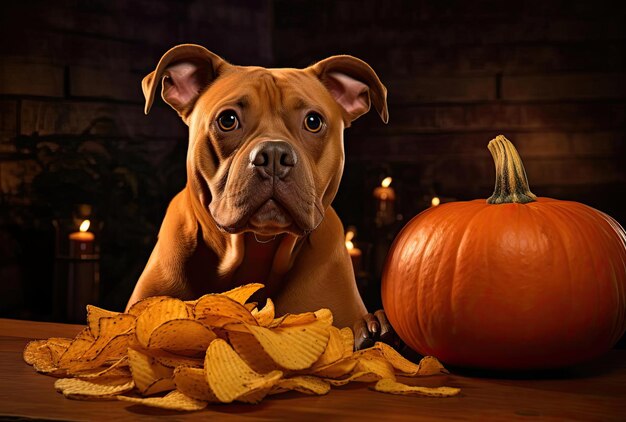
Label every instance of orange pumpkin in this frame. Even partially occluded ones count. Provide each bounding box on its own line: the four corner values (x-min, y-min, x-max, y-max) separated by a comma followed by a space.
382, 135, 626, 370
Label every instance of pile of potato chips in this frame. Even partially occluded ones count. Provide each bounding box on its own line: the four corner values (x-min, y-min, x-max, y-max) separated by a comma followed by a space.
23, 283, 460, 410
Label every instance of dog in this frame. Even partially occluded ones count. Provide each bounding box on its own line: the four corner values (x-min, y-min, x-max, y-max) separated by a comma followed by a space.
127, 44, 393, 350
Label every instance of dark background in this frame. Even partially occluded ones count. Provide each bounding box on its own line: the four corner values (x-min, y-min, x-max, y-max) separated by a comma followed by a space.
1, 0, 624, 347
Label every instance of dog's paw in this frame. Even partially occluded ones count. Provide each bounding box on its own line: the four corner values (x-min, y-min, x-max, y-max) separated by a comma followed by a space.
353, 309, 401, 351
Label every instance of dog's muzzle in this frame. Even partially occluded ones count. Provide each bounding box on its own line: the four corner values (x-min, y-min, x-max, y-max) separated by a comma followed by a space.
249, 141, 298, 180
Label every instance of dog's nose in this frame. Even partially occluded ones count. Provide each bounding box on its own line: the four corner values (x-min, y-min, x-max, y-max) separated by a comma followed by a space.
249, 141, 297, 179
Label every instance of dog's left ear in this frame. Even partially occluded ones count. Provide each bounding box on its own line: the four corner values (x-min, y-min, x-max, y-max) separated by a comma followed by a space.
142, 44, 228, 119
310, 55, 389, 124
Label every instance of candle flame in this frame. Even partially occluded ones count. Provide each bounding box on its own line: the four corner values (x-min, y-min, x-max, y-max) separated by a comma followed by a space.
345, 229, 356, 250
79, 220, 91, 232
431, 196, 441, 207
381, 177, 392, 188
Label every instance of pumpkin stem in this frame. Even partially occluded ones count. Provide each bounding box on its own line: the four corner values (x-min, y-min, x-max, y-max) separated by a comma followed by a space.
487, 135, 537, 204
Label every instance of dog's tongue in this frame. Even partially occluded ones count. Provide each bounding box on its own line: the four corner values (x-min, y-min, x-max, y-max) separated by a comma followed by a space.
249, 199, 293, 233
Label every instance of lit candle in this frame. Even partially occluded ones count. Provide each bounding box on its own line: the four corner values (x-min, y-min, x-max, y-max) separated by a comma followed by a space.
66, 218, 98, 323
373, 177, 396, 226
431, 196, 441, 207
69, 219, 95, 257
345, 229, 362, 274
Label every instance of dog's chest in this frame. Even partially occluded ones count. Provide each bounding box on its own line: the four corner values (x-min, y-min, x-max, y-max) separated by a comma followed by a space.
230, 233, 284, 298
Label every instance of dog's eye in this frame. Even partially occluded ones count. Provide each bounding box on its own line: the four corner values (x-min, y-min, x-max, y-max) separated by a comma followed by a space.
304, 113, 324, 133
217, 110, 239, 131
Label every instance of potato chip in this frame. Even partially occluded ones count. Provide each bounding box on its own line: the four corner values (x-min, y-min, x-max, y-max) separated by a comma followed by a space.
135, 298, 190, 348
372, 379, 460, 397
79, 316, 135, 361
23, 340, 49, 366
314, 308, 333, 325
118, 390, 207, 411
28, 342, 59, 374
237, 371, 283, 404
58, 328, 94, 367
323, 372, 377, 386
86, 305, 120, 337
416, 356, 450, 376
143, 377, 176, 396
194, 295, 258, 327
127, 348, 173, 395
243, 320, 330, 370
228, 330, 281, 374
340, 327, 354, 357
75, 356, 130, 380
368, 342, 420, 375
271, 376, 330, 396
245, 302, 258, 312
127, 296, 168, 317
174, 366, 219, 402
253, 298, 275, 326
147, 319, 216, 354
47, 337, 73, 349
99, 314, 135, 336
154, 354, 203, 369
353, 354, 396, 382
204, 338, 283, 403
46, 340, 72, 366
311, 326, 344, 369
67, 333, 132, 373
268, 312, 317, 328
25, 340, 71, 376
219, 283, 264, 304
55, 378, 134, 400
309, 357, 357, 379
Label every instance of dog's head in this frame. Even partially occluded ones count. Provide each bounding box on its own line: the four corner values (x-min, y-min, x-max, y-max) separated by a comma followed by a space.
143, 44, 387, 237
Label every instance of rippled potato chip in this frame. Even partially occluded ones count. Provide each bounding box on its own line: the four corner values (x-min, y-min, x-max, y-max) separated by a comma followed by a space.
118, 390, 207, 411
55, 378, 134, 400
204, 339, 283, 403
136, 298, 190, 348
174, 366, 219, 402
372, 379, 461, 397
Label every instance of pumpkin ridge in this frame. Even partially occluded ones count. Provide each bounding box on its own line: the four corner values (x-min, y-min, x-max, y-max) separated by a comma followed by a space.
575, 203, 622, 349
449, 203, 492, 343
413, 210, 443, 353
596, 211, 626, 343
551, 202, 601, 344
564, 203, 626, 346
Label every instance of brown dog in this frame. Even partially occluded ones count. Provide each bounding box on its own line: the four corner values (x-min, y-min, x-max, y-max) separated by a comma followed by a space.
127, 44, 392, 349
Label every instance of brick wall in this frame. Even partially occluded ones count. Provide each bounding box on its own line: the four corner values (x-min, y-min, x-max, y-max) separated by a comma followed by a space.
1, 0, 625, 324
271, 0, 626, 234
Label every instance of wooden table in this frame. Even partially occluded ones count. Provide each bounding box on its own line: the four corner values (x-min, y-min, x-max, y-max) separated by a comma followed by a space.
1, 318, 625, 421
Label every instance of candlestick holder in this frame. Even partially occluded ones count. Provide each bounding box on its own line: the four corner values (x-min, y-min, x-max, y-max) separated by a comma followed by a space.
52, 204, 101, 323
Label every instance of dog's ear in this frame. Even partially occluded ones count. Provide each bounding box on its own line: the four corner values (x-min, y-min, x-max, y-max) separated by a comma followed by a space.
309, 55, 388, 124
142, 44, 227, 118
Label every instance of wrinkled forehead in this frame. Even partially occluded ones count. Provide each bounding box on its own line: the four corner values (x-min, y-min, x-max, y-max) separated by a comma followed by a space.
198, 66, 337, 113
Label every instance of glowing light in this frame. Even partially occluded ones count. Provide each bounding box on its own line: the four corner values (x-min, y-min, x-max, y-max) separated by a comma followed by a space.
431, 197, 441, 207
79, 220, 91, 232
345, 229, 356, 250
381, 177, 392, 188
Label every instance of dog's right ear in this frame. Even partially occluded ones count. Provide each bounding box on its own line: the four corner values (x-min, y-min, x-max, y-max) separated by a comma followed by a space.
142, 44, 227, 118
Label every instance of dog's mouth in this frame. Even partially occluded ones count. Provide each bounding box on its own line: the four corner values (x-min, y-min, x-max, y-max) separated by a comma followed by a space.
213, 194, 315, 237
248, 199, 294, 235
